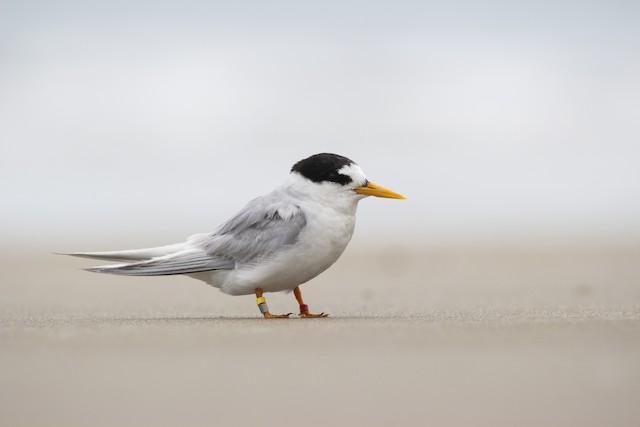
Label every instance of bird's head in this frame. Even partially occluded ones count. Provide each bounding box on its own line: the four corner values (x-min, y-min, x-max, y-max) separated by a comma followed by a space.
289, 153, 406, 202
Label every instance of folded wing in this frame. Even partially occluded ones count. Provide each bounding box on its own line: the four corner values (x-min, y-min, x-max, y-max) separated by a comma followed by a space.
67, 191, 307, 277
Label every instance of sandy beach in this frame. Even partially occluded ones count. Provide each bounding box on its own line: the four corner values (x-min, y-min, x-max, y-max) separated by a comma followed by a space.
1, 245, 639, 427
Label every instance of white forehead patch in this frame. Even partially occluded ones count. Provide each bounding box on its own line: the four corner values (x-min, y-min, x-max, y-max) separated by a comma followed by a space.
338, 163, 368, 186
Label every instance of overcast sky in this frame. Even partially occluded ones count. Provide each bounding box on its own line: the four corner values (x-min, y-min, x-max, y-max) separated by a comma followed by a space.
1, 0, 639, 249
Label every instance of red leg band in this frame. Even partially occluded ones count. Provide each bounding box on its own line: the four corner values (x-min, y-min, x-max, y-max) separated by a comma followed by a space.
299, 304, 309, 314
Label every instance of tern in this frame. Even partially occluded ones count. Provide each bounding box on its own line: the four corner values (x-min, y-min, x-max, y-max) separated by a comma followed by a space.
65, 153, 405, 318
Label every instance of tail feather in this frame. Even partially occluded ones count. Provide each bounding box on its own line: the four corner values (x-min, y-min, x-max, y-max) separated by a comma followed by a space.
60, 243, 186, 262
84, 251, 235, 276
60, 233, 234, 277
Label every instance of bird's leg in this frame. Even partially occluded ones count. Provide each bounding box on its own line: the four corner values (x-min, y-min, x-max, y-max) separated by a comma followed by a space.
294, 286, 329, 318
255, 288, 291, 319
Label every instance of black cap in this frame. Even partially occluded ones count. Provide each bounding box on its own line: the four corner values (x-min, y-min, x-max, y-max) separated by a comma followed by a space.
291, 153, 356, 185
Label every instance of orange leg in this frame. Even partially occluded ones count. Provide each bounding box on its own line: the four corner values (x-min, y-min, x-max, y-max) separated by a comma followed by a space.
294, 286, 329, 318
255, 288, 291, 319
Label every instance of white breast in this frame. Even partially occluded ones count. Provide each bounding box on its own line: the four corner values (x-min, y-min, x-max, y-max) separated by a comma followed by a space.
228, 200, 356, 295
192, 198, 359, 296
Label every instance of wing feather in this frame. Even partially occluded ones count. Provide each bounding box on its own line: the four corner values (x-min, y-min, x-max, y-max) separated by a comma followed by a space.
86, 252, 234, 276
205, 193, 307, 265
82, 190, 307, 276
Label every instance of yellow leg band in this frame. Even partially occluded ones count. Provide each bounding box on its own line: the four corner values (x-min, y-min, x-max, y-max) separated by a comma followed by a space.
256, 297, 267, 306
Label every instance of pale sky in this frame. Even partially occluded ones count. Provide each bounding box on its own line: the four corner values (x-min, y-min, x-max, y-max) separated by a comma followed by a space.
1, 0, 639, 249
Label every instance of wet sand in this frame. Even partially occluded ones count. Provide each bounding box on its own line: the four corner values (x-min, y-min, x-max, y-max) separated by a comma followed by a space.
1, 245, 639, 426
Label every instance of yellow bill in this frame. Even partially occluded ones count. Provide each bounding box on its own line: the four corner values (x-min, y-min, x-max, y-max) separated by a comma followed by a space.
354, 181, 406, 199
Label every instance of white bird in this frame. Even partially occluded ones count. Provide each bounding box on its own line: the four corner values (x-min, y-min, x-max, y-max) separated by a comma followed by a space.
66, 153, 405, 318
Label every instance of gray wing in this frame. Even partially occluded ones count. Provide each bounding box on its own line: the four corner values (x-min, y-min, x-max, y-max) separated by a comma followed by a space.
85, 250, 235, 276
86, 191, 307, 276
204, 192, 307, 265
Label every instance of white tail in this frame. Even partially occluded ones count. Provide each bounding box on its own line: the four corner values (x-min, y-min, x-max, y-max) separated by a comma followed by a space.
61, 243, 186, 262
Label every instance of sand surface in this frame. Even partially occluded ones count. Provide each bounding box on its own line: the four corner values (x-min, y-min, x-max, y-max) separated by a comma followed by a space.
1, 245, 639, 426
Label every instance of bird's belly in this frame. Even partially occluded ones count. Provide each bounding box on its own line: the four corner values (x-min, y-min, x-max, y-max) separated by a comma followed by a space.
203, 212, 356, 296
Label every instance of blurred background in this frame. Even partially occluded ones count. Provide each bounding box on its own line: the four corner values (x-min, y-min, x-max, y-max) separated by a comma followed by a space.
1, 2, 639, 426
1, 0, 639, 251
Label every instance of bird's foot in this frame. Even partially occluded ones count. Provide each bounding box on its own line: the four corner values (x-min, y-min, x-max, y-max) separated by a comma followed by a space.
297, 303, 328, 318
299, 312, 329, 318
263, 312, 292, 319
